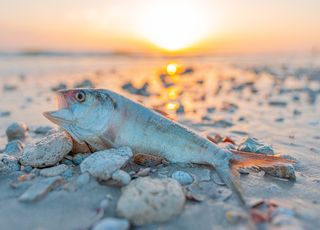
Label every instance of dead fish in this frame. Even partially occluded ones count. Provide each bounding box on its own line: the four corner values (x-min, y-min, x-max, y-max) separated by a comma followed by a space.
43, 89, 294, 205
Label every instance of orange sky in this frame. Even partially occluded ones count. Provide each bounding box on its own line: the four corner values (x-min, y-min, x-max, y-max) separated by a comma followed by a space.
1, 0, 319, 54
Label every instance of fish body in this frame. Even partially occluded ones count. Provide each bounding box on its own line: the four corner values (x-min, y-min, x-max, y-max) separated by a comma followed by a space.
44, 88, 294, 204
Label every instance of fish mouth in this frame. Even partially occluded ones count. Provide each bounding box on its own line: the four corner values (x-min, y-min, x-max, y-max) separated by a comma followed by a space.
43, 91, 73, 125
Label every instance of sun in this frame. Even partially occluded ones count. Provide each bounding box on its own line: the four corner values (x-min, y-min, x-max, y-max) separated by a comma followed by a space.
135, 0, 210, 51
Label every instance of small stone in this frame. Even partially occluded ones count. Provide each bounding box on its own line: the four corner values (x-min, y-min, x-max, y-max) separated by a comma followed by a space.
112, 170, 131, 185
72, 153, 90, 165
99, 199, 110, 210
212, 119, 234, 128
74, 79, 94, 88
136, 167, 151, 177
76, 172, 91, 188
122, 82, 150, 96
62, 168, 73, 179
4, 140, 24, 156
225, 210, 247, 224
117, 177, 185, 226
269, 100, 287, 107
133, 153, 164, 167
23, 165, 33, 173
0, 111, 11, 117
40, 164, 69, 177
71, 140, 91, 154
51, 83, 67, 91
275, 117, 284, 122
34, 126, 53, 135
171, 171, 193, 185
80, 147, 133, 180
18, 176, 63, 202
3, 84, 17, 91
0, 154, 20, 172
93, 217, 129, 230
20, 131, 73, 168
6, 122, 28, 141
260, 164, 296, 180
237, 137, 275, 155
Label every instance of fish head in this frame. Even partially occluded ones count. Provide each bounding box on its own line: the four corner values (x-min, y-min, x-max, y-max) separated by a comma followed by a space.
43, 89, 115, 143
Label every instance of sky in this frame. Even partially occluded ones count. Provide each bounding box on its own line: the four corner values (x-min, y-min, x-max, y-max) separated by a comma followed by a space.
1, 0, 320, 54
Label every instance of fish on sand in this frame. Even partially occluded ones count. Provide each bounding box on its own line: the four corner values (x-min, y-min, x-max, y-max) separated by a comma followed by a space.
43, 89, 294, 204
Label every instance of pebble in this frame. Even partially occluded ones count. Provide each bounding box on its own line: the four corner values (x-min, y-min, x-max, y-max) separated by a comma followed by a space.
74, 79, 94, 88
117, 177, 185, 226
3, 84, 17, 91
80, 147, 133, 180
260, 164, 296, 180
33, 126, 53, 135
99, 199, 110, 210
0, 110, 11, 117
51, 83, 67, 91
71, 140, 91, 154
39, 164, 69, 177
62, 168, 73, 179
136, 167, 151, 177
20, 131, 73, 168
18, 176, 63, 202
72, 153, 90, 165
122, 82, 150, 96
4, 140, 24, 156
6, 122, 28, 141
76, 172, 91, 188
133, 153, 164, 167
93, 217, 129, 230
269, 100, 288, 107
112, 170, 131, 185
225, 210, 247, 224
211, 119, 234, 128
237, 137, 275, 155
171, 170, 193, 185
0, 154, 20, 172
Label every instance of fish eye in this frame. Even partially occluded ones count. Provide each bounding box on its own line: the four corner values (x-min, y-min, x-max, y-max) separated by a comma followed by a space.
75, 91, 86, 102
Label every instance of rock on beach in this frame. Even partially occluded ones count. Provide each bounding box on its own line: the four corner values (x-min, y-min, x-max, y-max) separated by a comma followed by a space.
117, 177, 185, 226
18, 176, 63, 202
80, 147, 133, 180
6, 122, 28, 141
20, 132, 73, 168
39, 164, 69, 177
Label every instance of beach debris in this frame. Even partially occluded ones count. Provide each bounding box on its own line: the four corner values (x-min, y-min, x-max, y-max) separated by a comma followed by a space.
6, 122, 28, 141
51, 82, 67, 91
0, 110, 11, 117
237, 137, 275, 155
0, 154, 20, 172
221, 102, 239, 113
33, 126, 53, 135
207, 107, 216, 113
260, 164, 296, 181
20, 131, 73, 168
18, 176, 63, 202
117, 177, 185, 225
76, 172, 91, 188
122, 82, 150, 96
133, 153, 164, 167
93, 217, 129, 230
268, 100, 287, 107
112, 170, 131, 186
74, 79, 94, 88
4, 140, 24, 156
39, 164, 69, 177
80, 147, 133, 180
171, 170, 193, 185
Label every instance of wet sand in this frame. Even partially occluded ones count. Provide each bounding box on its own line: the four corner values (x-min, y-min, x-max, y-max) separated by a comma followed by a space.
1, 54, 320, 229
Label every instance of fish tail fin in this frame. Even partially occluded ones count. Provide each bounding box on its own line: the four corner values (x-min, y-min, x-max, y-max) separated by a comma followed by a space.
215, 150, 295, 206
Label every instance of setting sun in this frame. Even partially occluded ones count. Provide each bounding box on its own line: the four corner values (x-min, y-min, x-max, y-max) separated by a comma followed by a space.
135, 0, 211, 51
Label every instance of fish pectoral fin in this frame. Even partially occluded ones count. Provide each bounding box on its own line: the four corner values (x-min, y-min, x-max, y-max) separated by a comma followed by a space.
216, 162, 246, 206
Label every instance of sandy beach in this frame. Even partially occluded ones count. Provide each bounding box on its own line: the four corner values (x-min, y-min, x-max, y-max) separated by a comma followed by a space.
1, 54, 320, 230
